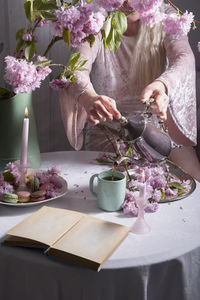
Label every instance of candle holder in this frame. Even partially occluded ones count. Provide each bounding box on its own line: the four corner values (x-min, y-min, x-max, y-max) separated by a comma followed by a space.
15, 160, 30, 190
130, 193, 151, 234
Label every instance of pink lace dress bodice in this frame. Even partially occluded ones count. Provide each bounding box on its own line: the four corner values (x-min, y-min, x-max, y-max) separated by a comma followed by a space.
59, 19, 197, 151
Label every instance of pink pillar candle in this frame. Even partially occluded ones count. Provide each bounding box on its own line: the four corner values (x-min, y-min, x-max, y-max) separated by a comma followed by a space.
20, 107, 29, 166
138, 182, 146, 199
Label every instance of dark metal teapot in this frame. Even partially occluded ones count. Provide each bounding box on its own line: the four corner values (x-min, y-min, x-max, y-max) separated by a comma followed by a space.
118, 101, 179, 163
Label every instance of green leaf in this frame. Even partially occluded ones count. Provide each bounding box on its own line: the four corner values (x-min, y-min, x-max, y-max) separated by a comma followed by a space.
104, 12, 126, 52
33, 0, 58, 11
16, 29, 26, 54
24, 1, 32, 23
0, 88, 15, 100
101, 30, 108, 50
34, 59, 52, 67
85, 34, 95, 48
69, 52, 80, 70
95, 158, 110, 164
3, 171, 15, 182
25, 41, 37, 60
16, 38, 25, 54
63, 28, 70, 47
16, 28, 25, 40
69, 75, 76, 82
76, 59, 87, 69
71, 0, 80, 5
125, 146, 133, 158
104, 15, 112, 39
106, 26, 114, 47
160, 189, 165, 200
108, 29, 122, 52
112, 11, 127, 35
40, 11, 57, 20
168, 182, 184, 190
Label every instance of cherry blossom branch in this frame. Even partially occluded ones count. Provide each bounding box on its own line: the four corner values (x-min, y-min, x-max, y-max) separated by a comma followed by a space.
43, 37, 63, 57
166, 0, 200, 25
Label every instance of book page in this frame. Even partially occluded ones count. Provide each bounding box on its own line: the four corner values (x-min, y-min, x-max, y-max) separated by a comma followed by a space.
6, 206, 84, 247
50, 216, 129, 270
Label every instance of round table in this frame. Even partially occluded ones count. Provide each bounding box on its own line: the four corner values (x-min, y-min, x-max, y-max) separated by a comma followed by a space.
0, 151, 200, 300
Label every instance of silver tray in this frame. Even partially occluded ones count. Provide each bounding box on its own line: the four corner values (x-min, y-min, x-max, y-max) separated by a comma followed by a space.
159, 160, 196, 203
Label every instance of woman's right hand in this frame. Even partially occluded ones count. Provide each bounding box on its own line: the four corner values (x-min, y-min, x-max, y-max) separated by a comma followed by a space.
79, 91, 121, 125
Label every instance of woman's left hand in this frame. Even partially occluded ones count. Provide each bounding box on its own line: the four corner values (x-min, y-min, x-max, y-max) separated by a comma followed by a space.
140, 81, 169, 121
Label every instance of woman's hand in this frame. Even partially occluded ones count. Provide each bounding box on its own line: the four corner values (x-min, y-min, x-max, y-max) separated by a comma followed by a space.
140, 81, 169, 121
79, 90, 121, 125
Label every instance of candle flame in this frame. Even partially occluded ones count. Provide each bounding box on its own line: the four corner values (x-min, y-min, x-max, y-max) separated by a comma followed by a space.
25, 107, 28, 117
142, 169, 145, 182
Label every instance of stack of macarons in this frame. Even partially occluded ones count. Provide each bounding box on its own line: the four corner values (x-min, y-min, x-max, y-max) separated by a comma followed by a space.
29, 177, 47, 202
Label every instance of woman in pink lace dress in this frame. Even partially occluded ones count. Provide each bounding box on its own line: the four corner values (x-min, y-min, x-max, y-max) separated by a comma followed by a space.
59, 4, 200, 181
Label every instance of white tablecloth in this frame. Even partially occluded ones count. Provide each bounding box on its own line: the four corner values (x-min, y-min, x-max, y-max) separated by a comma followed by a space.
0, 151, 200, 300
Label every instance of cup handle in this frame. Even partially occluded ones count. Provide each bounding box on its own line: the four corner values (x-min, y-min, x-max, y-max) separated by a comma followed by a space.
89, 174, 98, 198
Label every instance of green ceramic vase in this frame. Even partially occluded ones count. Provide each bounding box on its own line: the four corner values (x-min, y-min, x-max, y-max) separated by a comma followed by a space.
0, 92, 41, 170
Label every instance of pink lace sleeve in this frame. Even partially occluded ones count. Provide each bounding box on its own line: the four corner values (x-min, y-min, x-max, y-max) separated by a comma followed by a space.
59, 35, 101, 150
157, 33, 197, 144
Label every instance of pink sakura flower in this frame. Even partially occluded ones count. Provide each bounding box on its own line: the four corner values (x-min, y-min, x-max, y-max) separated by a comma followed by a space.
95, 0, 124, 11
131, 0, 163, 14
163, 11, 194, 36
36, 56, 51, 80
48, 167, 61, 176
33, 35, 38, 43
49, 78, 69, 91
122, 0, 135, 12
34, 16, 48, 28
145, 202, 159, 213
15, 49, 25, 59
165, 187, 178, 197
0, 182, 14, 200
84, 11, 106, 35
46, 190, 60, 199
70, 30, 87, 48
5, 162, 21, 185
4, 55, 51, 94
123, 200, 139, 216
50, 3, 105, 47
22, 33, 33, 41
49, 176, 63, 189
50, 20, 63, 37
151, 189, 162, 202
140, 10, 165, 27
148, 175, 166, 189
35, 172, 48, 185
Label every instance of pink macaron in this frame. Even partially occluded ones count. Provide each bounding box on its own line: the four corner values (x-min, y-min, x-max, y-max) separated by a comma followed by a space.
30, 190, 46, 202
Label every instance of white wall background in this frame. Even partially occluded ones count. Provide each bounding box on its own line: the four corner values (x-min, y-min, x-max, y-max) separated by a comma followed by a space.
0, 0, 200, 154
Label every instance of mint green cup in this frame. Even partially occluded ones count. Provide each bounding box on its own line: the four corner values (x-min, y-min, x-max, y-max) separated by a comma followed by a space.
89, 170, 126, 212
